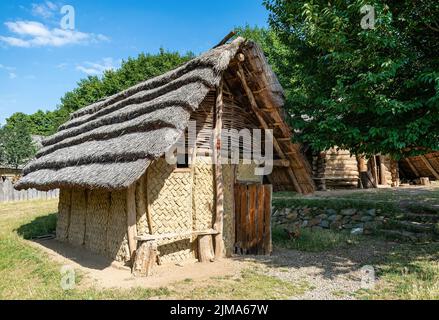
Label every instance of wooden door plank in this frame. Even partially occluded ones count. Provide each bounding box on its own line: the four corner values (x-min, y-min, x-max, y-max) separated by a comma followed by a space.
240, 185, 248, 254
263, 185, 272, 255
234, 184, 241, 253
256, 185, 265, 255
248, 184, 257, 254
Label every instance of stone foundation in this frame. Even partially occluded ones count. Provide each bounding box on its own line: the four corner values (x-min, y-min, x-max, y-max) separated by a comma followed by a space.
273, 206, 386, 235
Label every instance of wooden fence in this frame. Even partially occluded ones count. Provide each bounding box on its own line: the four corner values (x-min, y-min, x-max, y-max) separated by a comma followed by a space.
0, 178, 59, 203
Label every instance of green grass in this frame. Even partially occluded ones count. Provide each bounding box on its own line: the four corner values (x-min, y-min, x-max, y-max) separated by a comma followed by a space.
272, 227, 362, 252
273, 195, 399, 214
0, 200, 170, 300
357, 243, 439, 300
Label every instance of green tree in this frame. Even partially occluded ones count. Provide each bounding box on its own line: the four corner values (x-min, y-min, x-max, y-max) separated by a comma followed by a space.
0, 121, 36, 169
263, 0, 439, 158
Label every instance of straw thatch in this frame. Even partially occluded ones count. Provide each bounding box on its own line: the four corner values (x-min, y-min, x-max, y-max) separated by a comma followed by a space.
16, 38, 246, 191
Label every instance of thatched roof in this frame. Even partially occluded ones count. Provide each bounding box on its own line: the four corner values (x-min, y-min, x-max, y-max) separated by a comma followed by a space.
16, 37, 315, 193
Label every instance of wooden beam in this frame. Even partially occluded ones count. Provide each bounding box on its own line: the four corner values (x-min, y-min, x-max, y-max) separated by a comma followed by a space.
126, 183, 138, 264
236, 65, 303, 193
370, 156, 379, 187
214, 30, 236, 48
213, 79, 225, 259
420, 155, 439, 179
405, 158, 420, 177
273, 159, 291, 167
135, 229, 218, 242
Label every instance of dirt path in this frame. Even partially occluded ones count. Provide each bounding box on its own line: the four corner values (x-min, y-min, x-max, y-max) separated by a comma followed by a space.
30, 239, 240, 289
249, 240, 396, 300
30, 237, 396, 299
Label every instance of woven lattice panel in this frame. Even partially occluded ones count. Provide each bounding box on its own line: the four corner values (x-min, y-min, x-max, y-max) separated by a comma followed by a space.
222, 164, 235, 256
67, 189, 87, 246
56, 188, 71, 241
107, 189, 130, 263
147, 158, 195, 263
84, 190, 110, 256
193, 157, 215, 231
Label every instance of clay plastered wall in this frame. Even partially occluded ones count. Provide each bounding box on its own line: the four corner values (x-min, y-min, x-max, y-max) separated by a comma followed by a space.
222, 164, 235, 256
237, 162, 263, 184
56, 188, 130, 264
147, 158, 195, 264
193, 157, 215, 231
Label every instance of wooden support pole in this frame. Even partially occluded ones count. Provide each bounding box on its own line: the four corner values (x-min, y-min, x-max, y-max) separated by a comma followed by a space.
198, 235, 215, 262
132, 241, 158, 277
420, 155, 439, 179
371, 156, 379, 187
379, 155, 387, 185
213, 79, 225, 260
390, 159, 400, 187
236, 65, 303, 193
126, 184, 138, 264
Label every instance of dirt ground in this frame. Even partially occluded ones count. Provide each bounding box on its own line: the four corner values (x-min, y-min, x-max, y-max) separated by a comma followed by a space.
29, 237, 395, 300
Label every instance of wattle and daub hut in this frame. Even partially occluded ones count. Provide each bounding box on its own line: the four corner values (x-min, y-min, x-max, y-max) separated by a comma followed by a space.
16, 36, 314, 276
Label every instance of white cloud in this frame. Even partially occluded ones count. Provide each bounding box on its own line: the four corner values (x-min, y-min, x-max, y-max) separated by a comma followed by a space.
31, 1, 58, 19
56, 62, 68, 69
0, 64, 17, 79
0, 20, 109, 48
76, 58, 120, 76
0, 64, 16, 72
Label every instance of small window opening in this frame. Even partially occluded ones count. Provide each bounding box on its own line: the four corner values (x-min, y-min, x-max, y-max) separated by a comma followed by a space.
176, 153, 190, 169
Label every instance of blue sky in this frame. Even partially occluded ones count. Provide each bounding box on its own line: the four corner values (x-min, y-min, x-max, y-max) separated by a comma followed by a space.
0, 1, 268, 124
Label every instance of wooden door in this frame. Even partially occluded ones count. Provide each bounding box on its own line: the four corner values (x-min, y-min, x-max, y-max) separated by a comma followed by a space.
234, 184, 272, 255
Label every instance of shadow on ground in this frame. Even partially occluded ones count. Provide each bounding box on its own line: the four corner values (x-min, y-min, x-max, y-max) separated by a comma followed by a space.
15, 213, 57, 239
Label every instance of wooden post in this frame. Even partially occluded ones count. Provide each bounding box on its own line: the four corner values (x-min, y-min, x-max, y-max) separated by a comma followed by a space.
371, 156, 379, 187
379, 155, 387, 185
198, 235, 215, 262
213, 79, 225, 259
136, 175, 147, 235
357, 156, 374, 189
132, 241, 158, 277
126, 184, 138, 265
390, 159, 400, 187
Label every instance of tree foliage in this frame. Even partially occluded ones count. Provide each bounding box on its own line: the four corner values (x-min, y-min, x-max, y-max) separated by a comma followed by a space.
6, 49, 195, 136
0, 120, 36, 169
260, 0, 439, 158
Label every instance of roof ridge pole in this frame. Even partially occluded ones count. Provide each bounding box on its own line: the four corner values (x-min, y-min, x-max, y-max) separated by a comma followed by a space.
213, 30, 237, 48
213, 77, 225, 260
